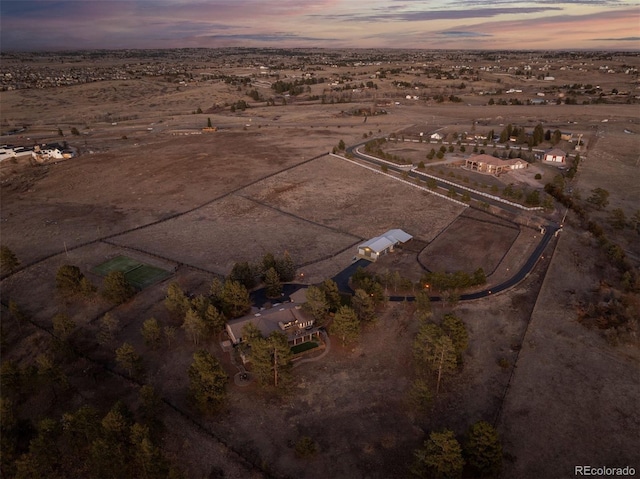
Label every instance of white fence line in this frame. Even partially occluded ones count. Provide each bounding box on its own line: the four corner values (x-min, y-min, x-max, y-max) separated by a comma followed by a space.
348, 147, 543, 211
354, 147, 414, 170
411, 169, 543, 211
329, 153, 469, 208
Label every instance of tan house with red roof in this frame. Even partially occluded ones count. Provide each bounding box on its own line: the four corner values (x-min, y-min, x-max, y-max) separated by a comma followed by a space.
464, 154, 528, 175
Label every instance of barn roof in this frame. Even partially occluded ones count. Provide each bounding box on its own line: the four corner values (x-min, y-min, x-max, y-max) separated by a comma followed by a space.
545, 148, 566, 157
359, 229, 412, 253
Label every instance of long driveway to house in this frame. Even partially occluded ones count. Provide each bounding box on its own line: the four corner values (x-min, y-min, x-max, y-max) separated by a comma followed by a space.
345, 142, 538, 215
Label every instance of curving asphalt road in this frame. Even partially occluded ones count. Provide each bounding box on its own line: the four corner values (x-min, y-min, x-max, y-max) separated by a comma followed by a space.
385, 224, 557, 302
253, 223, 556, 306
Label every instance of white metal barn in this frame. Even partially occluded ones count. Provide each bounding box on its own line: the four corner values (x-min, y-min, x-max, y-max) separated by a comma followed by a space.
357, 229, 413, 261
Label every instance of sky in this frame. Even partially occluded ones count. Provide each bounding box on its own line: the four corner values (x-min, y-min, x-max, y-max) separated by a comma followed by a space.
1, 0, 639, 52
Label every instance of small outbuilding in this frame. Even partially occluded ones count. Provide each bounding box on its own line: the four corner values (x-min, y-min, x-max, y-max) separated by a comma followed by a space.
543, 148, 566, 164
357, 229, 413, 261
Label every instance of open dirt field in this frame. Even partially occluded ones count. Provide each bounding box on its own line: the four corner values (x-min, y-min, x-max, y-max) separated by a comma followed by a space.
419, 208, 521, 275
498, 225, 640, 479
2, 52, 639, 479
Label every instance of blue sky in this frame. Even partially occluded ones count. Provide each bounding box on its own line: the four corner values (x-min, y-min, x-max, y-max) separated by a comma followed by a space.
1, 0, 639, 51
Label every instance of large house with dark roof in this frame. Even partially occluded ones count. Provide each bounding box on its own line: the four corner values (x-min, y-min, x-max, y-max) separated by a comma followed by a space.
226, 302, 318, 347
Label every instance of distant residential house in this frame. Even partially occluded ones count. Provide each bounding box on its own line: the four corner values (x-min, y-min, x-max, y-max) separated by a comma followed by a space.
357, 229, 413, 262
543, 148, 566, 164
465, 154, 529, 175
32, 143, 74, 162
560, 132, 573, 141
430, 132, 444, 141
0, 145, 33, 162
226, 302, 318, 348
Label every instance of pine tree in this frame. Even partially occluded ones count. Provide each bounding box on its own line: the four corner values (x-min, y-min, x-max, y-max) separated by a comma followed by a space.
164, 283, 190, 317
261, 252, 277, 274
464, 421, 503, 477
102, 271, 135, 304
221, 280, 251, 318
141, 318, 162, 349
204, 304, 226, 334
249, 331, 293, 389
331, 305, 360, 346
188, 350, 227, 413
115, 342, 142, 377
275, 251, 296, 282
264, 267, 282, 298
321, 279, 342, 312
55, 265, 85, 295
351, 288, 376, 322
304, 285, 328, 321
229, 261, 258, 289
0, 246, 20, 274
182, 309, 207, 346
442, 314, 469, 363
52, 312, 76, 341
413, 429, 465, 479
97, 313, 119, 345
241, 322, 263, 345
413, 323, 457, 394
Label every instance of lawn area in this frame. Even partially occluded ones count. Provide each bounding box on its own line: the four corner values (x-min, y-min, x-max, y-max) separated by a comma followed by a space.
291, 341, 319, 355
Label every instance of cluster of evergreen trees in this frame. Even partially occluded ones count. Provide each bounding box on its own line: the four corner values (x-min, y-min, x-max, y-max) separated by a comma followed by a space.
2, 359, 184, 479
229, 251, 296, 298
412, 422, 502, 479
271, 77, 325, 95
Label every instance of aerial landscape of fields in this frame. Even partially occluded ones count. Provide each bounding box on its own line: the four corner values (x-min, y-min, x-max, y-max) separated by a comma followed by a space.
1, 4, 639, 478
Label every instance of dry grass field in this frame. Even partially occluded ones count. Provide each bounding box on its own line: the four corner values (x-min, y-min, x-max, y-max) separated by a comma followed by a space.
1, 51, 639, 479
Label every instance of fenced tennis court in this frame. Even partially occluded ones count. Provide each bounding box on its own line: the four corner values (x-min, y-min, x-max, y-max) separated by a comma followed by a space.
92, 255, 172, 289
